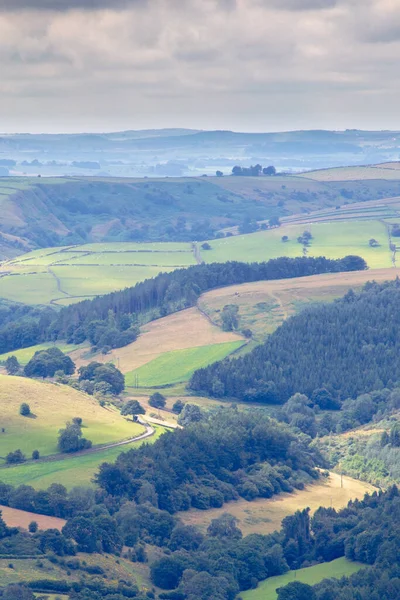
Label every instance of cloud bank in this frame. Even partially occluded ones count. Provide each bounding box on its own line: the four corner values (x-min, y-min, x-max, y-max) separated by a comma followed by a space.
0, 0, 399, 131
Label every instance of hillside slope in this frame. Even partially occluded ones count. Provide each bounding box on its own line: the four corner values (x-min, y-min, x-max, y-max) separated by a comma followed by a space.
0, 374, 144, 460
3, 175, 400, 258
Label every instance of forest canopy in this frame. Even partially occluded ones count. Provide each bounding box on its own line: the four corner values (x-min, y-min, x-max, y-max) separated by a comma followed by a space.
189, 279, 400, 403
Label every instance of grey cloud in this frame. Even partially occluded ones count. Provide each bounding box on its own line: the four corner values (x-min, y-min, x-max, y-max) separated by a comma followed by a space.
0, 0, 144, 10
258, 0, 337, 10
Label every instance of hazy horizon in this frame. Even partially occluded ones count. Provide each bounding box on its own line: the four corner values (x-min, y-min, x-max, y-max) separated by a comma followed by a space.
0, 0, 399, 133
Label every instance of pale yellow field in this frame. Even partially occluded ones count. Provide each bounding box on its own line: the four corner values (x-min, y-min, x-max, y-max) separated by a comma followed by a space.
300, 165, 400, 181
199, 267, 399, 338
180, 472, 376, 535
0, 504, 66, 531
0, 375, 144, 459
72, 306, 244, 372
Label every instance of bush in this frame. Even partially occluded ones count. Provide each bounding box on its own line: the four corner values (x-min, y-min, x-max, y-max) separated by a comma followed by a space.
6, 450, 26, 464
149, 393, 166, 409
58, 422, 92, 453
19, 403, 31, 417
172, 400, 185, 414
28, 521, 38, 533
32, 450, 40, 460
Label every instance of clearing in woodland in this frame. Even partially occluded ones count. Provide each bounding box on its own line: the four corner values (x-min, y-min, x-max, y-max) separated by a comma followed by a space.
0, 374, 144, 461
179, 472, 376, 536
0, 505, 66, 531
125, 340, 245, 387
241, 557, 364, 600
72, 306, 243, 373
199, 267, 399, 339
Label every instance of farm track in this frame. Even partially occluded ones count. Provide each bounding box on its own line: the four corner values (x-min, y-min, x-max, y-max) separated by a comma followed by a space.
47, 267, 70, 297
192, 242, 203, 264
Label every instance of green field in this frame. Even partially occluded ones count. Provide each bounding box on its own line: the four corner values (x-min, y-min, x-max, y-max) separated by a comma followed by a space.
0, 241, 195, 304
241, 557, 364, 600
126, 341, 245, 387
0, 217, 395, 305
0, 374, 144, 461
0, 426, 164, 490
203, 220, 392, 269
0, 342, 82, 365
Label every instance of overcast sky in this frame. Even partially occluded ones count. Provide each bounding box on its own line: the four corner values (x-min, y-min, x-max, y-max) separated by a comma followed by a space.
0, 0, 399, 133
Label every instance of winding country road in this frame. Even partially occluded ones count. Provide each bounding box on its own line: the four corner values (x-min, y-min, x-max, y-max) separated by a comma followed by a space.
0, 421, 155, 469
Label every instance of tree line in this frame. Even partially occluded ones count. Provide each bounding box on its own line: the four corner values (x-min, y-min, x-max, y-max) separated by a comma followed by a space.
0, 255, 366, 356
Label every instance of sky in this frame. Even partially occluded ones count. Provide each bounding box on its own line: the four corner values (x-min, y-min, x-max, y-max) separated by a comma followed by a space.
0, 0, 400, 133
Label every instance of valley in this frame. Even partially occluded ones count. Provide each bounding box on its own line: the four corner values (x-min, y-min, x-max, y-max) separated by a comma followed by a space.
1, 164, 400, 600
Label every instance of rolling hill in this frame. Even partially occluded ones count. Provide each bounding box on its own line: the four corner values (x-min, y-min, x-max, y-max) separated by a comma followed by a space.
0, 374, 144, 462
2, 171, 400, 260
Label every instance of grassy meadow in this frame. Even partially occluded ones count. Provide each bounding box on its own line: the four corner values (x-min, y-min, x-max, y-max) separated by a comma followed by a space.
241, 557, 364, 600
125, 341, 245, 387
0, 550, 144, 587
180, 471, 376, 536
203, 220, 392, 268
0, 425, 165, 490
199, 267, 399, 340
0, 241, 195, 304
0, 215, 396, 305
0, 342, 83, 365
0, 374, 144, 461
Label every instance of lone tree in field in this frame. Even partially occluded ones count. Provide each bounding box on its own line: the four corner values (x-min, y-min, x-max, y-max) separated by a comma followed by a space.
172, 399, 185, 414
121, 400, 145, 420
149, 392, 166, 409
281, 235, 289, 242
28, 521, 38, 533
5, 356, 19, 375
221, 304, 239, 331
369, 238, 380, 247
58, 422, 92, 453
216, 170, 223, 177
19, 403, 31, 417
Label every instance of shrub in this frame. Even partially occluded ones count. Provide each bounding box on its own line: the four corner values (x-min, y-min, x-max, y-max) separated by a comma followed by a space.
6, 450, 26, 464
149, 393, 166, 409
32, 450, 40, 460
28, 521, 38, 533
19, 403, 31, 417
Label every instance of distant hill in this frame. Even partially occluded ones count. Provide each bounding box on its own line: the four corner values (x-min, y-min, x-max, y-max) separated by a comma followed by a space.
3, 173, 400, 258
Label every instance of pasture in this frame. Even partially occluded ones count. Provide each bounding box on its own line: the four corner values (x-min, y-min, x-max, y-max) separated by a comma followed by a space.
0, 375, 144, 461
241, 557, 364, 600
199, 267, 400, 339
0, 241, 195, 305
179, 471, 376, 536
0, 425, 164, 490
300, 164, 400, 181
0, 213, 396, 305
73, 306, 243, 373
202, 220, 393, 268
0, 551, 143, 587
0, 342, 83, 365
125, 340, 245, 387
